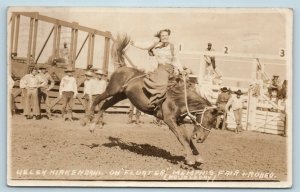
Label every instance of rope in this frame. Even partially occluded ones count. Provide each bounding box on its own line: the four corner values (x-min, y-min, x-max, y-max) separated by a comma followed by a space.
121, 74, 147, 88
182, 75, 216, 132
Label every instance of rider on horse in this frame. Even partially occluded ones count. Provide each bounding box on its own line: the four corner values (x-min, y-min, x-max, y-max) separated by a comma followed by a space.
131, 29, 184, 110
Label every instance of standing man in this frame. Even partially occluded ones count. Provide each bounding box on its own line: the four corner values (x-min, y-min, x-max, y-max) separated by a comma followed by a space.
204, 43, 216, 75
90, 69, 108, 125
20, 67, 47, 120
82, 71, 94, 115
225, 89, 247, 134
215, 87, 231, 129
59, 67, 78, 121
268, 74, 281, 102
37, 65, 55, 118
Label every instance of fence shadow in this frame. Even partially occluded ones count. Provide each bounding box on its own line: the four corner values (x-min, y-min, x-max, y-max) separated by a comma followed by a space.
102, 136, 185, 165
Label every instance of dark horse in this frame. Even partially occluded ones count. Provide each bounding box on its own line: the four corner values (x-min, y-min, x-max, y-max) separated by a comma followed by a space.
85, 35, 218, 165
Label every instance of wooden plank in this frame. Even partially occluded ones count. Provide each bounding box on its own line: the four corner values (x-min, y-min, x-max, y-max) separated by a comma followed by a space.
255, 119, 285, 126
13, 12, 112, 38
256, 114, 285, 121
255, 110, 285, 118
103, 37, 111, 73
255, 128, 284, 135
52, 24, 58, 58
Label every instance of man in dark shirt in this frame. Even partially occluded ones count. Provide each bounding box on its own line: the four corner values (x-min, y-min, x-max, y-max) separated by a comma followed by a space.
216, 87, 231, 129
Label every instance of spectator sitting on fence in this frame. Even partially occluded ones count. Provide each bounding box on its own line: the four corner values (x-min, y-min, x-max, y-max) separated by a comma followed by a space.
20, 67, 47, 120
268, 74, 281, 102
225, 89, 247, 134
60, 42, 70, 64
216, 87, 232, 129
59, 67, 78, 121
37, 65, 55, 119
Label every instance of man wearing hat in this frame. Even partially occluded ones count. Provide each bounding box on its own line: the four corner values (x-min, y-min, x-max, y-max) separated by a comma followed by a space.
37, 65, 55, 118
268, 74, 280, 101
204, 43, 216, 74
82, 70, 95, 115
225, 89, 247, 133
20, 67, 47, 120
59, 67, 78, 121
216, 87, 232, 129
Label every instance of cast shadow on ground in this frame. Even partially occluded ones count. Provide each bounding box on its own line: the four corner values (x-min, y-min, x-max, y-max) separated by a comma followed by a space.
102, 136, 185, 165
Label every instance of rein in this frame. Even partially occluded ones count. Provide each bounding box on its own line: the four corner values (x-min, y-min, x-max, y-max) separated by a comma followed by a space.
182, 75, 216, 132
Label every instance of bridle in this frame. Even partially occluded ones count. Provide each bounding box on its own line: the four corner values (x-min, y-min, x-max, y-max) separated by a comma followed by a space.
180, 106, 216, 132
182, 74, 216, 132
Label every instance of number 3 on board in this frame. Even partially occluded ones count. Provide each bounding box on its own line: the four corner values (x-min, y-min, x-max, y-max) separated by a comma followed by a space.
280, 49, 285, 57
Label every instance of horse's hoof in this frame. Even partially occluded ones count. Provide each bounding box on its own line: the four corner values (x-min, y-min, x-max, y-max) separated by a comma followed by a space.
185, 157, 196, 165
89, 123, 96, 133
195, 155, 205, 164
80, 119, 87, 127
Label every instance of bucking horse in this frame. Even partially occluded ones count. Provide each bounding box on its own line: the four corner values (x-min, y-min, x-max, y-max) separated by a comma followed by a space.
84, 35, 218, 166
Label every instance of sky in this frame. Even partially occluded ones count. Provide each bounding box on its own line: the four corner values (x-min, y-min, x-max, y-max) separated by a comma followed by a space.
9, 7, 291, 87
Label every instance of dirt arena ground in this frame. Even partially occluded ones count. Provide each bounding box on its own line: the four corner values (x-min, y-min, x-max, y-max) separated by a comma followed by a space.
8, 113, 288, 182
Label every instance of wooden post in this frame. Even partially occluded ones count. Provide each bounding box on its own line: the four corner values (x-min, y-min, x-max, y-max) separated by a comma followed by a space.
103, 36, 110, 74
246, 58, 258, 130
87, 33, 92, 67
31, 18, 39, 62
27, 17, 34, 65
90, 34, 95, 67
56, 25, 61, 57
72, 22, 79, 68
69, 28, 75, 69
10, 14, 16, 55
13, 14, 20, 55
52, 24, 58, 58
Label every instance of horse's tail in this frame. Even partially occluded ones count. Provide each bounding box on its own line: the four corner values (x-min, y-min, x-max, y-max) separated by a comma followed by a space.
111, 34, 131, 67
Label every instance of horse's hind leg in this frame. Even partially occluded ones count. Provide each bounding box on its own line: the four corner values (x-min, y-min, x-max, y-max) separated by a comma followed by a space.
89, 93, 127, 132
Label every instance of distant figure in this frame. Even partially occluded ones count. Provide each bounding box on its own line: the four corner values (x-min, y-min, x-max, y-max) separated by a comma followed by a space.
59, 67, 78, 121
37, 65, 55, 118
204, 43, 216, 70
215, 87, 231, 129
203, 43, 222, 84
20, 68, 47, 120
60, 42, 70, 64
225, 90, 247, 134
268, 74, 281, 103
127, 103, 142, 124
9, 75, 15, 115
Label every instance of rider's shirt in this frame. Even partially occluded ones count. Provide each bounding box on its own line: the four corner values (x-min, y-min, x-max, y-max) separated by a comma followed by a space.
153, 42, 183, 71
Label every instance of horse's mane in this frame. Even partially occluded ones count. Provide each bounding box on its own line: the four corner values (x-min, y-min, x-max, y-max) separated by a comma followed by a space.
111, 34, 131, 67
167, 78, 212, 109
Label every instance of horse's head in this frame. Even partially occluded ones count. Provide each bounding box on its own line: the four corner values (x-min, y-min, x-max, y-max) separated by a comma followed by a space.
192, 107, 218, 143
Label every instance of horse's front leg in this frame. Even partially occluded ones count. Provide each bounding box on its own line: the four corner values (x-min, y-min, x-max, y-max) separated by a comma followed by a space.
89, 93, 126, 133
179, 124, 204, 164
81, 91, 110, 127
164, 118, 196, 165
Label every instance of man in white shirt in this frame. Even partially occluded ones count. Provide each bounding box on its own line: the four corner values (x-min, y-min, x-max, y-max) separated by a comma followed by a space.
82, 71, 94, 114
225, 89, 247, 133
20, 68, 47, 120
59, 67, 78, 121
81, 69, 107, 126
37, 65, 55, 118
